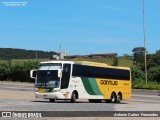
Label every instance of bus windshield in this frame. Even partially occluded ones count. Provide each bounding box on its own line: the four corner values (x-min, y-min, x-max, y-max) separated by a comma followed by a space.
36, 63, 62, 88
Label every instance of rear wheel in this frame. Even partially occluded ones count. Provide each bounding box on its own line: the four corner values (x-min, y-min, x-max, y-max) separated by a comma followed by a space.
110, 92, 117, 103
70, 92, 76, 103
116, 93, 122, 103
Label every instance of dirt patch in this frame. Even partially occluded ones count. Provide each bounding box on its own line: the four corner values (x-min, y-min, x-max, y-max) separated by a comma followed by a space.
0, 91, 35, 99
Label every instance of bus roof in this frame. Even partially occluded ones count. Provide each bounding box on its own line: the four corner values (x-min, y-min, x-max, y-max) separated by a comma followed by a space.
75, 61, 108, 67
74, 61, 130, 70
40, 60, 130, 70
40, 60, 74, 64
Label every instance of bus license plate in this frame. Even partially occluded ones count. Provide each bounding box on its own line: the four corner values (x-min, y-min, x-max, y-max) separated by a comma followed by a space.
43, 94, 47, 97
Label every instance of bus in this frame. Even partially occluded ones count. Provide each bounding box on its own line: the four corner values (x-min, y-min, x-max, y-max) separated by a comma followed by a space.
30, 60, 131, 103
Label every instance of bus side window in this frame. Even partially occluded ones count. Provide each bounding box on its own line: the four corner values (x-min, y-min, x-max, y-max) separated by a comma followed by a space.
61, 64, 71, 89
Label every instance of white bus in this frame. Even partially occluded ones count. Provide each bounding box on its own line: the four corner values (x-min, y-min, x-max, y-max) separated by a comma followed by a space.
30, 60, 131, 103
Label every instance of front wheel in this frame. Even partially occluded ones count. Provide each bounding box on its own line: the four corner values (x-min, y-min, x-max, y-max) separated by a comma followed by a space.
70, 92, 76, 103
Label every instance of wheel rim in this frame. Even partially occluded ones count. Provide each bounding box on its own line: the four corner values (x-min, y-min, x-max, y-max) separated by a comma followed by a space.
111, 93, 116, 103
73, 93, 76, 100
117, 94, 122, 103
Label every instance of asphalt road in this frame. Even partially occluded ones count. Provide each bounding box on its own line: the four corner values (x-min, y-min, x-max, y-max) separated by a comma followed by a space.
0, 82, 160, 119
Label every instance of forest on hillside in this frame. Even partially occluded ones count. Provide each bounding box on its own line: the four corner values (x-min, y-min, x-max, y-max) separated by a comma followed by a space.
0, 48, 57, 60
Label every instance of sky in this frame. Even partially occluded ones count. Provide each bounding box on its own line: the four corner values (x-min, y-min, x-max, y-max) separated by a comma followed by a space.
0, 0, 160, 56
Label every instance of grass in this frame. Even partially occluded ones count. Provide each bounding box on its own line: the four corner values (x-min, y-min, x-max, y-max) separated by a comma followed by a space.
118, 58, 133, 68
132, 79, 160, 90
72, 57, 133, 68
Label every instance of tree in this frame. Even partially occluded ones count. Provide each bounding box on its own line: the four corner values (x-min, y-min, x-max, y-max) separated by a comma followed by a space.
131, 65, 144, 81
145, 50, 160, 70
132, 47, 145, 68
152, 50, 160, 65
112, 56, 118, 66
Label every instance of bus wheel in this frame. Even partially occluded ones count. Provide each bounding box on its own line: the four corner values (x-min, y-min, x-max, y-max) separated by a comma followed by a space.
49, 99, 55, 102
70, 92, 76, 103
116, 93, 122, 103
111, 92, 117, 103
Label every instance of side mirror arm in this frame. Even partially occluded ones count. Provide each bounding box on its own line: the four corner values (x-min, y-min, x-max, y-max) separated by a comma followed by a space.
30, 69, 37, 79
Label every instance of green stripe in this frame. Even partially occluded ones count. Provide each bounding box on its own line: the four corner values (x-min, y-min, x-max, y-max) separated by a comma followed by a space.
81, 77, 102, 95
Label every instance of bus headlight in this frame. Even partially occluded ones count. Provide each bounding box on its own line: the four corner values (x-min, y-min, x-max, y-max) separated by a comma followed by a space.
53, 90, 59, 92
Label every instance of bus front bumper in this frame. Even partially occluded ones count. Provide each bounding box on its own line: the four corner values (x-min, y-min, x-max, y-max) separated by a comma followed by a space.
35, 91, 69, 99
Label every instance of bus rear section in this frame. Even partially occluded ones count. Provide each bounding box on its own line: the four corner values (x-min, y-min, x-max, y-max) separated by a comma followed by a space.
72, 63, 131, 103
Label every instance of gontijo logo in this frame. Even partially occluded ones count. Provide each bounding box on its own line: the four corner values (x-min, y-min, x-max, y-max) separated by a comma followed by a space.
100, 80, 118, 85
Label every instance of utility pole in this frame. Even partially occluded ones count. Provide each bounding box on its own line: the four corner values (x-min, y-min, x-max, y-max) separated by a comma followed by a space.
143, 0, 148, 84
36, 51, 38, 60
59, 44, 63, 59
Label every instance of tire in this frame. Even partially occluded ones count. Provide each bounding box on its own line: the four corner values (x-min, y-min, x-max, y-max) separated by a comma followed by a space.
111, 92, 117, 103
49, 99, 55, 102
70, 92, 76, 103
116, 93, 122, 103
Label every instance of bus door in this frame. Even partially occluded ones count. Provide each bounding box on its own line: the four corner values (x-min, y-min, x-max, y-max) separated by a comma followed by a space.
61, 64, 71, 89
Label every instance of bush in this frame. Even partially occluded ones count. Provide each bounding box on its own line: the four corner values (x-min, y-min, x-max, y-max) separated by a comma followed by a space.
131, 65, 160, 90
148, 66, 160, 83
132, 79, 160, 90
0, 60, 39, 82
0, 61, 11, 80
131, 65, 144, 81
132, 78, 145, 89
142, 82, 160, 90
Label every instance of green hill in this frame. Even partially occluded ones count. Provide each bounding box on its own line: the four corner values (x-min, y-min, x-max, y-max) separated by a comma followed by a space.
0, 48, 57, 60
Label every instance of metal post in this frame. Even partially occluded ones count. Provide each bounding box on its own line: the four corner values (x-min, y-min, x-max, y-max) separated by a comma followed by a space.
36, 51, 38, 60
143, 0, 148, 84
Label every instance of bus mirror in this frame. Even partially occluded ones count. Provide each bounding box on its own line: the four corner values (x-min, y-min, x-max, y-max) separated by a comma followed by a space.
58, 69, 62, 78
30, 69, 37, 79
